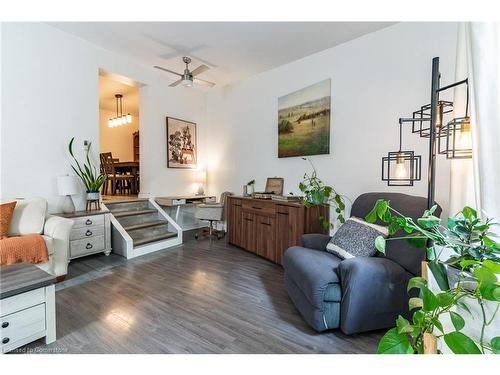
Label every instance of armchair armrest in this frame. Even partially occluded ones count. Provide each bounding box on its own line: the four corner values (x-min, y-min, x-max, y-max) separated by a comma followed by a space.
337, 257, 412, 334
43, 215, 74, 277
301, 233, 331, 251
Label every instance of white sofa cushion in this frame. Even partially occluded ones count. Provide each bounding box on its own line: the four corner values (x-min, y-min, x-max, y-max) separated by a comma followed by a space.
8, 197, 47, 235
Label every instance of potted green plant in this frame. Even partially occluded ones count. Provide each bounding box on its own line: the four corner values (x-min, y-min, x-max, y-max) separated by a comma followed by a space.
365, 200, 500, 354
68, 137, 106, 202
296, 158, 347, 230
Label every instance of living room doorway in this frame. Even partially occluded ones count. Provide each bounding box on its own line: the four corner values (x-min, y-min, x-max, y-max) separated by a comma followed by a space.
98, 71, 141, 201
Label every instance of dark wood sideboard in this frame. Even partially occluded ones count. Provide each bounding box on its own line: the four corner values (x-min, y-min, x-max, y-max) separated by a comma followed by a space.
227, 196, 329, 265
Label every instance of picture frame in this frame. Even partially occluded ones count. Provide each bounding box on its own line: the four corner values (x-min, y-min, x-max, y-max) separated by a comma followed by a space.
278, 79, 331, 158
166, 117, 197, 169
265, 177, 284, 195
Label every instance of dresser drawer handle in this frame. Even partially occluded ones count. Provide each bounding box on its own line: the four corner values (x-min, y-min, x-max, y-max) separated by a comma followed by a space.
2, 337, 9, 344
85, 230, 93, 236
252, 206, 262, 210
86, 243, 93, 249
85, 219, 93, 225
261, 222, 271, 226
1, 322, 9, 328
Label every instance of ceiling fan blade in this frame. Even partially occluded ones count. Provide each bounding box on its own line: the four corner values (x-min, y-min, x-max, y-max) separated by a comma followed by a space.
169, 79, 183, 87
190, 64, 210, 76
194, 77, 216, 88
154, 65, 182, 77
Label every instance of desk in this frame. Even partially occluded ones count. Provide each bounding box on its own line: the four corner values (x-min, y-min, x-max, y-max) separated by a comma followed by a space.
155, 195, 216, 224
114, 161, 139, 194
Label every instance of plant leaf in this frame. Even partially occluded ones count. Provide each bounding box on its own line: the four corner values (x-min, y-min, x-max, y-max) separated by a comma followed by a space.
376, 328, 413, 354
407, 277, 427, 292
432, 317, 444, 333
375, 236, 386, 254
443, 332, 481, 354
491, 337, 500, 354
417, 216, 441, 229
462, 206, 477, 221
396, 315, 413, 334
409, 297, 423, 310
365, 205, 378, 224
449, 311, 465, 331
420, 285, 439, 312
405, 236, 427, 248
436, 291, 454, 307
479, 283, 500, 302
483, 259, 500, 274
428, 261, 450, 291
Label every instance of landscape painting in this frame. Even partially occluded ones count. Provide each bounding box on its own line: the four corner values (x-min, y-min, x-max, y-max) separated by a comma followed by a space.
166, 117, 197, 169
278, 79, 331, 158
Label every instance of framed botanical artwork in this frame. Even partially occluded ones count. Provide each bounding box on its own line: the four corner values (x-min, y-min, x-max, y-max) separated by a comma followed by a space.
278, 79, 331, 158
166, 117, 197, 169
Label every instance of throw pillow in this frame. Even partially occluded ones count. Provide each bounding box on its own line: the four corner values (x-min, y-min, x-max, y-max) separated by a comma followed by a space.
326, 216, 388, 259
0, 201, 17, 239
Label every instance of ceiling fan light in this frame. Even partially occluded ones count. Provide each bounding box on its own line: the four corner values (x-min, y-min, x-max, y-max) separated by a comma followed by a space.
182, 78, 193, 87
108, 119, 113, 128
126, 114, 132, 123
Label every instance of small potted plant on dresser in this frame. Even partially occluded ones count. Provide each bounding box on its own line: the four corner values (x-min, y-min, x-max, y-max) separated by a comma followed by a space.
68, 137, 106, 211
295, 157, 347, 232
366, 200, 500, 354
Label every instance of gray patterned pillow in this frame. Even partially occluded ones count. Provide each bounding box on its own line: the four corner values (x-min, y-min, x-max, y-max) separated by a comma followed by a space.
326, 217, 388, 259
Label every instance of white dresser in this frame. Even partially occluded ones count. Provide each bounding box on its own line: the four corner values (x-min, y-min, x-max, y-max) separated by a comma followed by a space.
57, 209, 112, 261
0, 264, 56, 353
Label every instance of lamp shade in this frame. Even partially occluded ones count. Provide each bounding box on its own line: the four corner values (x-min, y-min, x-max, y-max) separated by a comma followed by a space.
57, 175, 81, 196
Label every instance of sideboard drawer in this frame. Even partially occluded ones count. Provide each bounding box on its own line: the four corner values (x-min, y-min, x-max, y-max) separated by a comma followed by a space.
0, 289, 45, 317
1, 303, 46, 350
70, 235, 105, 258
242, 200, 276, 216
70, 225, 105, 241
72, 215, 104, 229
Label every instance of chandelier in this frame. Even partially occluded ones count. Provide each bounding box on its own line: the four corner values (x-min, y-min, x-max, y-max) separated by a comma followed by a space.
108, 94, 132, 128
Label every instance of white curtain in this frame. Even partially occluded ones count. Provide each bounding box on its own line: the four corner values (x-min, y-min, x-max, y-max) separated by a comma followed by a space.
450, 23, 500, 230
449, 24, 475, 216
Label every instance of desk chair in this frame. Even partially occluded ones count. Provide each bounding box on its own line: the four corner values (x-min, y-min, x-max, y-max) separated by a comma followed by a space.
194, 192, 233, 240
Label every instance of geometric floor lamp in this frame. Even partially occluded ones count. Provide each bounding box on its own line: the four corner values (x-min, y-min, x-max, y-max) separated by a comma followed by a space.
381, 57, 472, 209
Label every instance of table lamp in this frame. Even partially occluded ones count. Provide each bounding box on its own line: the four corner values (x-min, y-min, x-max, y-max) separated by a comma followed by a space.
57, 175, 81, 213
195, 169, 207, 196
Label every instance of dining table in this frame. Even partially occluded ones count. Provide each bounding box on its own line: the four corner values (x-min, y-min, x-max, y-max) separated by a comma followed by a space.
113, 161, 140, 194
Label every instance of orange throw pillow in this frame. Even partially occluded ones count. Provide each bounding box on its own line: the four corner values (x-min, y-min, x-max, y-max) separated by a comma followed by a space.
0, 201, 17, 239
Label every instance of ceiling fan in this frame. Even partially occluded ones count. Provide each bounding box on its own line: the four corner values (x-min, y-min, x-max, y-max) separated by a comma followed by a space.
154, 57, 216, 88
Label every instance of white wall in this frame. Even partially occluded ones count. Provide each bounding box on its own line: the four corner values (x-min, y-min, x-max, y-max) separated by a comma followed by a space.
206, 22, 458, 219
99, 108, 139, 162
1, 23, 207, 212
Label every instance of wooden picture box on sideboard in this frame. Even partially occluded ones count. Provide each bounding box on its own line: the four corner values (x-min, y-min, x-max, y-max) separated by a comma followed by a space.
227, 196, 328, 265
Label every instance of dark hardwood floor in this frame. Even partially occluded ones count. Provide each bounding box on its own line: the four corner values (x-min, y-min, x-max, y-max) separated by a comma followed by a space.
17, 238, 382, 354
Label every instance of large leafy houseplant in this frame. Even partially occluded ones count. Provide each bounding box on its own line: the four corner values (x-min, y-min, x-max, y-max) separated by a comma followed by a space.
365, 200, 500, 354
296, 158, 346, 229
68, 137, 106, 194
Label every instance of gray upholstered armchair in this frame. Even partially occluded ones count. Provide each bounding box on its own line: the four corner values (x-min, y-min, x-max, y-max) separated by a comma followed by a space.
283, 192, 441, 335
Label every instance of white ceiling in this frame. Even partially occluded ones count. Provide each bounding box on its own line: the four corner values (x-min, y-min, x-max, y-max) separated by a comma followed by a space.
50, 22, 395, 87
99, 74, 139, 116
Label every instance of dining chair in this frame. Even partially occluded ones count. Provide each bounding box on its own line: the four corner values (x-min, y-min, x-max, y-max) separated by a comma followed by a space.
100, 152, 134, 195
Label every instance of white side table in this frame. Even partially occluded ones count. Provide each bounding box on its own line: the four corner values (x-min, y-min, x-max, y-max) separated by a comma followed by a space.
56, 209, 112, 261
0, 263, 56, 353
